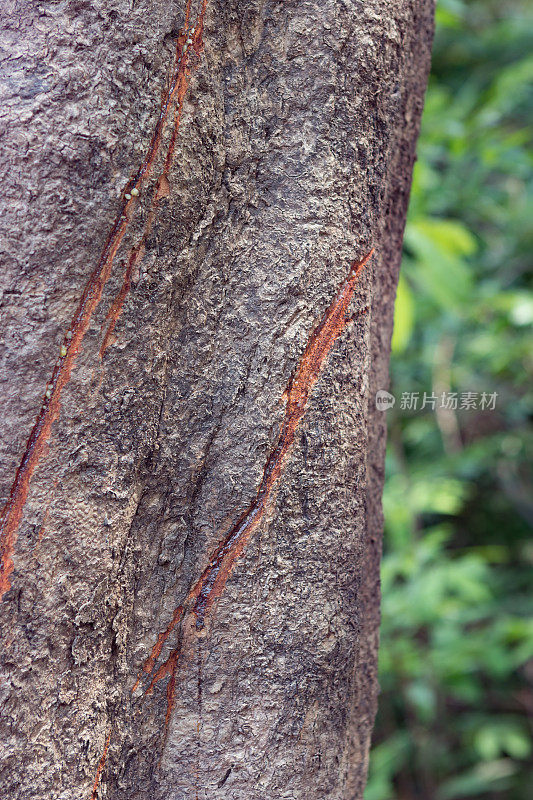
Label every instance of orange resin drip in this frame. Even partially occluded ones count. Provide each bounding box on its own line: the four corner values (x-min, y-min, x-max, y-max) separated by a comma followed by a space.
136, 249, 374, 730
0, 0, 208, 602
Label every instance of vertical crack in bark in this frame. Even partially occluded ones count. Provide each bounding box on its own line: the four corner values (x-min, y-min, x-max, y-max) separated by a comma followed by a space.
134, 249, 374, 740
0, 0, 209, 603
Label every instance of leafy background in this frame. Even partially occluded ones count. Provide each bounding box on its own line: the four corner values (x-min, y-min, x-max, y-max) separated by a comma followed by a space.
365, 1, 533, 798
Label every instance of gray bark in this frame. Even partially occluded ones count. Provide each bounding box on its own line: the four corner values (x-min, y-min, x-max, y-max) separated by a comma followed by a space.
0, 1, 434, 798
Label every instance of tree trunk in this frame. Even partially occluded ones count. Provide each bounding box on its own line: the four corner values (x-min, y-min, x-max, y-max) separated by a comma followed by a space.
0, 1, 434, 798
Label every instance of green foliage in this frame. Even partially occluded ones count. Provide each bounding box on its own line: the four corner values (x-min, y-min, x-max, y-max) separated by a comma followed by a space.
366, 1, 533, 798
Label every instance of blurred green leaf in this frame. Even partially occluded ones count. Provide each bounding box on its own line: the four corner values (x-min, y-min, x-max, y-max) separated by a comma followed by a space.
367, 3, 533, 799
391, 273, 415, 353
404, 218, 476, 311
437, 759, 517, 799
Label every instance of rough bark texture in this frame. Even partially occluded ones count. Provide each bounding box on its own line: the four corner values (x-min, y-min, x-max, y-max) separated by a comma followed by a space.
0, 2, 434, 798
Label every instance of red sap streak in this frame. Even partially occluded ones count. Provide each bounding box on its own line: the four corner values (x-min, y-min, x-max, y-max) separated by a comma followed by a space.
191, 249, 374, 627
141, 637, 187, 746
86, 3, 210, 792
90, 728, 111, 800
132, 605, 184, 693
136, 249, 374, 729
36, 506, 50, 547
0, 213, 126, 601
0, 3, 209, 602
100, 7, 207, 357
87, 3, 210, 788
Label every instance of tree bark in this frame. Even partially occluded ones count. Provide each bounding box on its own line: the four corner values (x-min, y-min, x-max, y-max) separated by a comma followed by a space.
0, 1, 434, 798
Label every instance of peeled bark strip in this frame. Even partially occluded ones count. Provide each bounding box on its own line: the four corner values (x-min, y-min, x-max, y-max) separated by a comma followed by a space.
0, 2, 434, 799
